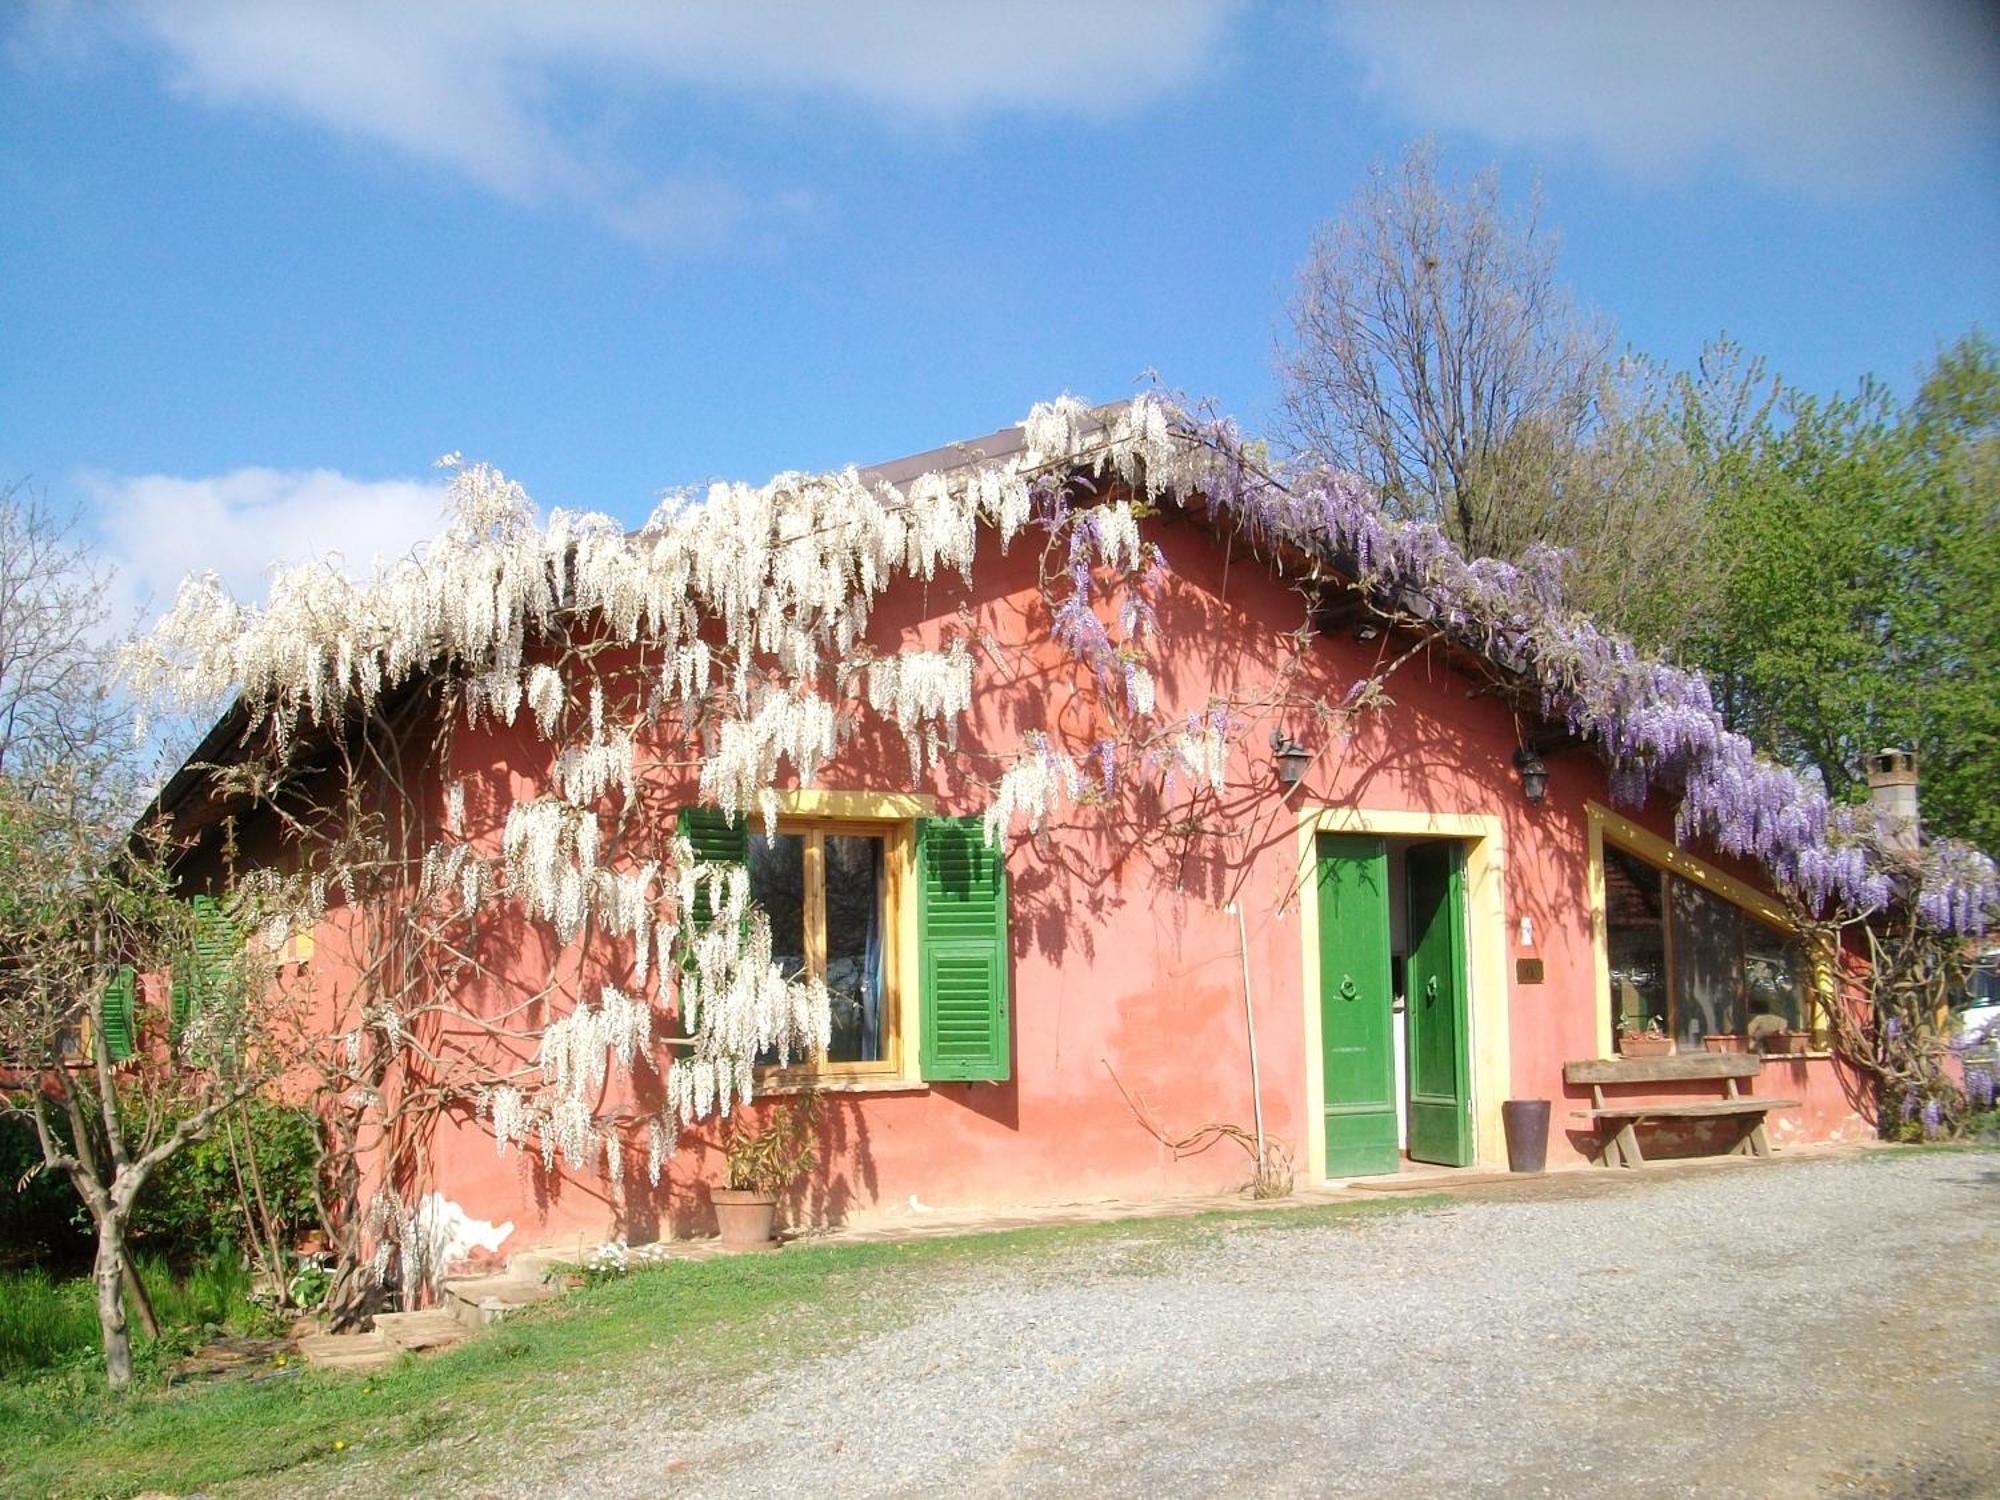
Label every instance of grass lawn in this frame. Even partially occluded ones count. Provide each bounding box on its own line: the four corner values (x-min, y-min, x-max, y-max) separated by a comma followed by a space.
0, 1196, 1436, 1498
0, 1254, 274, 1383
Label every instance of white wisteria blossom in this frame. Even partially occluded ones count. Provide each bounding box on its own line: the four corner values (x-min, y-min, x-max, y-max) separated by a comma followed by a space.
126, 391, 1262, 1296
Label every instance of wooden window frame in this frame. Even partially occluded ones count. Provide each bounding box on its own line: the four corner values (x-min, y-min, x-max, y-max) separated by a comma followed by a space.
756, 814, 916, 1084
1588, 801, 1826, 1058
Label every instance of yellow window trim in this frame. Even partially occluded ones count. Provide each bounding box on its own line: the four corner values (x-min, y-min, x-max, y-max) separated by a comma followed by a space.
753, 805, 923, 1086
768, 789, 936, 820
1585, 800, 1825, 1057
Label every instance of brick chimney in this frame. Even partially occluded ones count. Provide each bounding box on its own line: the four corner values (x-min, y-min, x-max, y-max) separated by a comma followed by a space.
1866, 748, 1920, 853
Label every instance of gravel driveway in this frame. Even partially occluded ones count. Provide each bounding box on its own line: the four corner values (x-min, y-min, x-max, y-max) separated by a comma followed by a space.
540, 1150, 1998, 1499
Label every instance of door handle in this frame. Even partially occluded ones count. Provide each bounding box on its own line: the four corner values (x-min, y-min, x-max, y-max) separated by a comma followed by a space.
1425, 976, 1439, 1004
1338, 975, 1359, 1001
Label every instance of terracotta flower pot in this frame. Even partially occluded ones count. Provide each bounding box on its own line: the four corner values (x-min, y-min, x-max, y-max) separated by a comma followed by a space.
1765, 1030, 1811, 1055
1619, 1032, 1673, 1058
711, 1188, 780, 1248
1702, 1033, 1748, 1054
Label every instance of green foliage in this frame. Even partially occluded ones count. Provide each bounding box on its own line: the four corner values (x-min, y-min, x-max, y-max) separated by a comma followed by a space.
130, 1098, 321, 1264
722, 1092, 821, 1194
1645, 331, 2000, 853
1, 1094, 321, 1271
0, 1110, 93, 1267
0, 1268, 100, 1378
0, 1252, 273, 1381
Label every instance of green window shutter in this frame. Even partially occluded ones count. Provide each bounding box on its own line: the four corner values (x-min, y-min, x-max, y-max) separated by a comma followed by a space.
169, 975, 192, 1043
677, 806, 748, 931
917, 817, 1011, 1082
100, 967, 137, 1062
189, 894, 240, 1016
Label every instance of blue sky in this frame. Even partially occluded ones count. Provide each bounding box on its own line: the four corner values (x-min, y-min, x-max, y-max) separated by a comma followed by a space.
3, 2, 1995, 621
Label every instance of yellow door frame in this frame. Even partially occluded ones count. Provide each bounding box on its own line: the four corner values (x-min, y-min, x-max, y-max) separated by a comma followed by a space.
1294, 807, 1513, 1178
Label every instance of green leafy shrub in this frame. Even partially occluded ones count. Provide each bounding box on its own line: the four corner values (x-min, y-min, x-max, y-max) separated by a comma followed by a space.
0, 1109, 93, 1269
723, 1092, 822, 1194
129, 1099, 321, 1265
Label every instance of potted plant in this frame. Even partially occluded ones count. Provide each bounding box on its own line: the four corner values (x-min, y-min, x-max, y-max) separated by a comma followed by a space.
1702, 1032, 1748, 1054
712, 1093, 821, 1249
1618, 1018, 1672, 1058
1764, 1029, 1812, 1056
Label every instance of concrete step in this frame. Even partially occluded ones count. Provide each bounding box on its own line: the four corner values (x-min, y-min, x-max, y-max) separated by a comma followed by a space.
504, 1250, 565, 1284
441, 1274, 560, 1330
297, 1329, 396, 1373
373, 1308, 470, 1353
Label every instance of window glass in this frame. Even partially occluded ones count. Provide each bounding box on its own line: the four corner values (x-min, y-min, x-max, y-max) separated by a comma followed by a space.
1743, 923, 1805, 1037
1671, 879, 1745, 1046
1603, 836, 1809, 1053
1605, 844, 1668, 1040
823, 835, 887, 1063
748, 832, 808, 982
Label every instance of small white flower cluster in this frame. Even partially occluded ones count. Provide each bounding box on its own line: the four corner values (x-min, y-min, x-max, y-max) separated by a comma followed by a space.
502, 799, 598, 942
866, 641, 974, 777
1172, 710, 1231, 794
582, 1237, 676, 1276
698, 689, 839, 827
983, 731, 1086, 851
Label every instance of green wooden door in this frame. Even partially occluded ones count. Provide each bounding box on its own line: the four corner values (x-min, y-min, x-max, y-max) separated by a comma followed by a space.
1405, 840, 1473, 1167
1315, 834, 1397, 1177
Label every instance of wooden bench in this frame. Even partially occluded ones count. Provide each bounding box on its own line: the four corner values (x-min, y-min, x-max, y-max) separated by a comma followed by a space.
1563, 1055, 1800, 1168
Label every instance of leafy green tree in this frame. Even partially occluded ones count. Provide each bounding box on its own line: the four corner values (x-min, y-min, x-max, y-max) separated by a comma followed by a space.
1675, 333, 1999, 851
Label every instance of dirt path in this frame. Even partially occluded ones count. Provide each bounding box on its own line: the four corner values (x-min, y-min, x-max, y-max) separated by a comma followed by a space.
516, 1150, 1998, 1499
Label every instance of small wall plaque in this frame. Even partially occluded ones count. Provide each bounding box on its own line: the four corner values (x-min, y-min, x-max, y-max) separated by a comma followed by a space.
1515, 958, 1545, 985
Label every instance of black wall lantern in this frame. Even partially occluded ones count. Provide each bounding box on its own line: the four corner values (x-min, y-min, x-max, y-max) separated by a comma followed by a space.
1513, 746, 1549, 804
1271, 730, 1313, 792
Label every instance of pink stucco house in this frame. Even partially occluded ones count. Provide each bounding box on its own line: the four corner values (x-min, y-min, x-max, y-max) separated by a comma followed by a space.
158, 402, 1880, 1265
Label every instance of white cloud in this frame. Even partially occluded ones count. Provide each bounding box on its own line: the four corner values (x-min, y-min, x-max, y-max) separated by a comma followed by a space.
26, 1, 1241, 245
1330, 1, 2000, 197
85, 466, 447, 625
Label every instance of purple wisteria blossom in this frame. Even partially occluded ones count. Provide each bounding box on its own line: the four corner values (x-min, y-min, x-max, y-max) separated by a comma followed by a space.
1150, 408, 1998, 937
1967, 1068, 1995, 1113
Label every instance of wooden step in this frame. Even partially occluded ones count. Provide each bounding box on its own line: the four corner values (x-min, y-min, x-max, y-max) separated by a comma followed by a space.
297, 1329, 396, 1373
373, 1308, 470, 1353
440, 1274, 560, 1329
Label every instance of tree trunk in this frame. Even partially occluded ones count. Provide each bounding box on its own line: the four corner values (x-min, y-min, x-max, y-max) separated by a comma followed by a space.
123, 1257, 161, 1340
94, 1220, 133, 1390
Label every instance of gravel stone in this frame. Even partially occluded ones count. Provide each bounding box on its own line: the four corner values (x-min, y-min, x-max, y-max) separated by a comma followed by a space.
527, 1152, 1999, 1499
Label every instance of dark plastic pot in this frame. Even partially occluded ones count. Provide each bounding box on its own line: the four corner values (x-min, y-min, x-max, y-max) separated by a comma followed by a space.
1501, 1098, 1551, 1174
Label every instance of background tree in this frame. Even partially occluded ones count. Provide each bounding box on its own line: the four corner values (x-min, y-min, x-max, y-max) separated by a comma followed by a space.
0, 488, 296, 1388
0, 767, 282, 1389
1277, 138, 1616, 561
0, 484, 126, 793
1675, 332, 2000, 850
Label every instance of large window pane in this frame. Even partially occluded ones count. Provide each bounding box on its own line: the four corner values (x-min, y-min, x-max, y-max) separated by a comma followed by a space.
747, 832, 808, 982
1743, 922, 1806, 1038
1605, 845, 1668, 1041
823, 834, 887, 1063
1671, 879, 1746, 1046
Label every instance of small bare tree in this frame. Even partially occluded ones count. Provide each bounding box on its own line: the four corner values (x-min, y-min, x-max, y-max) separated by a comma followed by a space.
1278, 139, 1614, 560
0, 767, 283, 1389
0, 483, 298, 1389
0, 483, 127, 791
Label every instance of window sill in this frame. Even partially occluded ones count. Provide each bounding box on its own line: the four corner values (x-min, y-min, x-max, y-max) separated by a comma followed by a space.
754, 1075, 932, 1097
1598, 1051, 1835, 1063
